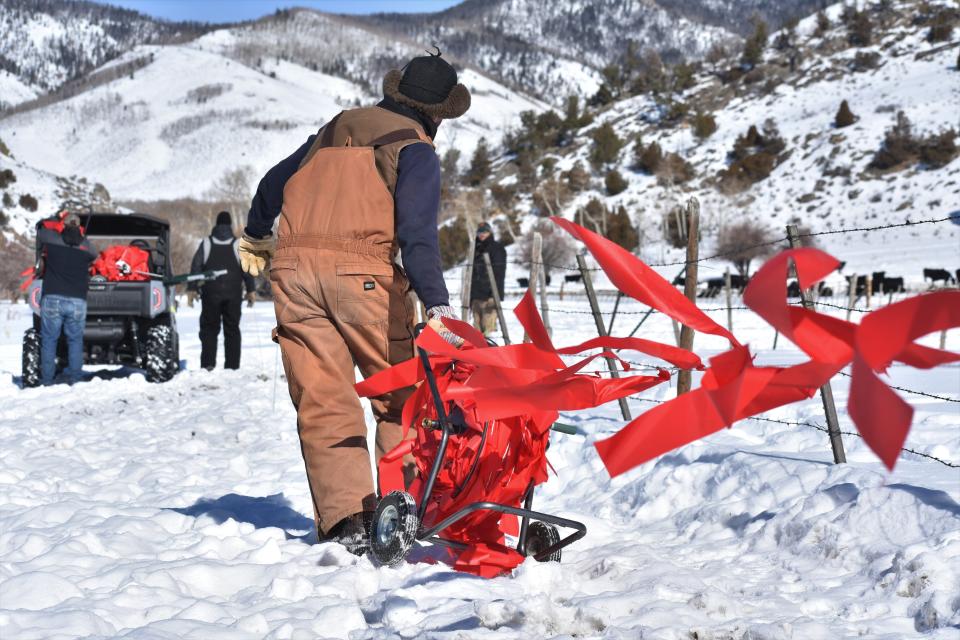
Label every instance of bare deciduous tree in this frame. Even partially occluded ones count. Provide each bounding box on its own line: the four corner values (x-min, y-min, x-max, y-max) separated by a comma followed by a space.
716, 220, 776, 278
206, 166, 257, 227
517, 219, 574, 280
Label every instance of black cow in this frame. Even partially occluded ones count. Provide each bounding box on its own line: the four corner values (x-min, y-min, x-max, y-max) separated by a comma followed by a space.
703, 274, 748, 298
788, 280, 833, 298
516, 276, 552, 289
882, 276, 905, 293
564, 274, 582, 283
853, 271, 885, 295
923, 268, 956, 285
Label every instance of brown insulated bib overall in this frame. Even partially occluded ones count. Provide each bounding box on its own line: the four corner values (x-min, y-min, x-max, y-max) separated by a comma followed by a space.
271, 107, 433, 536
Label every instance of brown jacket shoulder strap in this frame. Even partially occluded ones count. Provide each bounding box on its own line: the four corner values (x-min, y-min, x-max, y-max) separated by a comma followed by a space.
369, 128, 434, 149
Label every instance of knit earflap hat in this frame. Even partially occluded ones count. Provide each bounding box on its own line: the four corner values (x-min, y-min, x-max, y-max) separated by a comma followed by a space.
383, 47, 471, 120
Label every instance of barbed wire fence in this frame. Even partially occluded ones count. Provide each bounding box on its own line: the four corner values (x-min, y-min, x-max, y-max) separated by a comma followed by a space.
453, 214, 958, 470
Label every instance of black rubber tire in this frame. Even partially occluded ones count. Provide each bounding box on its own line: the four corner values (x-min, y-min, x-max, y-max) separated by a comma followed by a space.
525, 521, 562, 562
369, 491, 418, 567
144, 325, 177, 383
21, 329, 41, 388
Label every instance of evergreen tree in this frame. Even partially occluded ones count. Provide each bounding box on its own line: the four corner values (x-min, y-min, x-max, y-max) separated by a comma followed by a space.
847, 8, 872, 46
589, 122, 625, 167
815, 10, 830, 37
741, 17, 769, 68
835, 100, 856, 128
693, 111, 718, 139
604, 169, 629, 195
465, 138, 492, 186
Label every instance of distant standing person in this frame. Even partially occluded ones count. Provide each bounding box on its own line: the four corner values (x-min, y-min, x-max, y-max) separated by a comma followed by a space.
188, 211, 256, 370
37, 212, 97, 385
470, 221, 506, 335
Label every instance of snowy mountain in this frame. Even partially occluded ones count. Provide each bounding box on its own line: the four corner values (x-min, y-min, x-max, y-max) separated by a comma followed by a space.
0, 33, 545, 223
488, 0, 960, 285
0, 0, 206, 108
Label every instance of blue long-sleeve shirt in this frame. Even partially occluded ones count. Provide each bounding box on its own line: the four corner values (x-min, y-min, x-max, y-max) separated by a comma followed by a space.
245, 137, 449, 310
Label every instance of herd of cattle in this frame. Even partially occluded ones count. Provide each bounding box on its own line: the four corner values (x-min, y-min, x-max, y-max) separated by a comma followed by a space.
672, 266, 958, 299
512, 267, 957, 300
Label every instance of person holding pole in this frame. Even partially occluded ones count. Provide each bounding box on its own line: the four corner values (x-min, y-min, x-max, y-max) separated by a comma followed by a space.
469, 221, 506, 335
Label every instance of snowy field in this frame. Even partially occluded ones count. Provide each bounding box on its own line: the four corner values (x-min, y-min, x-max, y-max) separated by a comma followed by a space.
0, 286, 957, 640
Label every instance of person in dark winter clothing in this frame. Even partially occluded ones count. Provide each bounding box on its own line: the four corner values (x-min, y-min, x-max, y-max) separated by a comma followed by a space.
470, 222, 506, 335
37, 212, 97, 385
188, 211, 256, 370
238, 50, 470, 555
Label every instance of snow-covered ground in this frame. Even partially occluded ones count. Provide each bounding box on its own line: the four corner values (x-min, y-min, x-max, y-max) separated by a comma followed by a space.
1, 283, 957, 638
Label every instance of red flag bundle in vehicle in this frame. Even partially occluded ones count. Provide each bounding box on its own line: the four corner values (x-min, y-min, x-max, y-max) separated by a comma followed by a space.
91, 245, 151, 281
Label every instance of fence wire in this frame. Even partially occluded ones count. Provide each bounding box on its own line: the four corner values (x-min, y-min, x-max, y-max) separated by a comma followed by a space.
622, 395, 959, 468
452, 215, 955, 274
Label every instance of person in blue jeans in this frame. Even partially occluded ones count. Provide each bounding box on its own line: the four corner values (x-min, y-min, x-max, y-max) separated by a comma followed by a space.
38, 212, 97, 385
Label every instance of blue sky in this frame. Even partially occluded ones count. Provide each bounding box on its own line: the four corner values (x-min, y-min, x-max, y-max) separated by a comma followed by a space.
99, 1, 462, 23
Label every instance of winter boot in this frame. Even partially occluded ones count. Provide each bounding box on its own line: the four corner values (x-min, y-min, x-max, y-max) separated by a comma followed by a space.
325, 512, 374, 556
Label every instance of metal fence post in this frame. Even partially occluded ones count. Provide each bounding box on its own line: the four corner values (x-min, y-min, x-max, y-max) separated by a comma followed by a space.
787, 224, 846, 464
577, 254, 631, 421
483, 252, 511, 345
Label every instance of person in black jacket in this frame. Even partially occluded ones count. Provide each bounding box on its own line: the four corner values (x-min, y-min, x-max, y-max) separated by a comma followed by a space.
38, 212, 97, 385
470, 222, 506, 335
188, 211, 256, 370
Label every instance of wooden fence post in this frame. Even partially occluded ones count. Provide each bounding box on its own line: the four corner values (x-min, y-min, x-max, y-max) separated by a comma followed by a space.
524, 232, 544, 343
538, 241, 552, 338
865, 274, 873, 309
787, 224, 847, 464
483, 252, 511, 345
460, 221, 477, 322
578, 254, 631, 421
676, 198, 700, 396
460, 267, 471, 322
846, 273, 857, 322
724, 267, 733, 333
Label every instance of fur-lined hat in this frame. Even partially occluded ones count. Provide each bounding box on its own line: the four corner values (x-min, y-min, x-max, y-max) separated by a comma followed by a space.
383, 48, 471, 120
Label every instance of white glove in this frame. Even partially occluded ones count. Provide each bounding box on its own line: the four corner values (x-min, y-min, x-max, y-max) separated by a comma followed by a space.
238, 233, 276, 277
426, 305, 463, 347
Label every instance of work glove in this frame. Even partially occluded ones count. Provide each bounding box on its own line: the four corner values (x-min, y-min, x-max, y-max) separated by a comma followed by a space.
246, 291, 256, 308
238, 233, 276, 277
426, 305, 463, 347
186, 291, 197, 308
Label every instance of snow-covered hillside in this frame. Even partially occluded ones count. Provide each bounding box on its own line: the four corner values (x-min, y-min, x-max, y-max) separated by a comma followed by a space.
507, 0, 960, 284
0, 0, 205, 103
0, 151, 110, 236
0, 38, 544, 214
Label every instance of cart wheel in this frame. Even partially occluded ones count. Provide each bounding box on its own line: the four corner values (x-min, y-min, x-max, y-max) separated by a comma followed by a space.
525, 521, 562, 562
369, 491, 419, 567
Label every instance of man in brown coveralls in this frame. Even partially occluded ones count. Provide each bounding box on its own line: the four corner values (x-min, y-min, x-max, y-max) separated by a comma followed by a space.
238, 51, 470, 554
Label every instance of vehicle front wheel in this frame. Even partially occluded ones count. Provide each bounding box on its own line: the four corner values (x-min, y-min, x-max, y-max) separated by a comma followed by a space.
144, 325, 177, 383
